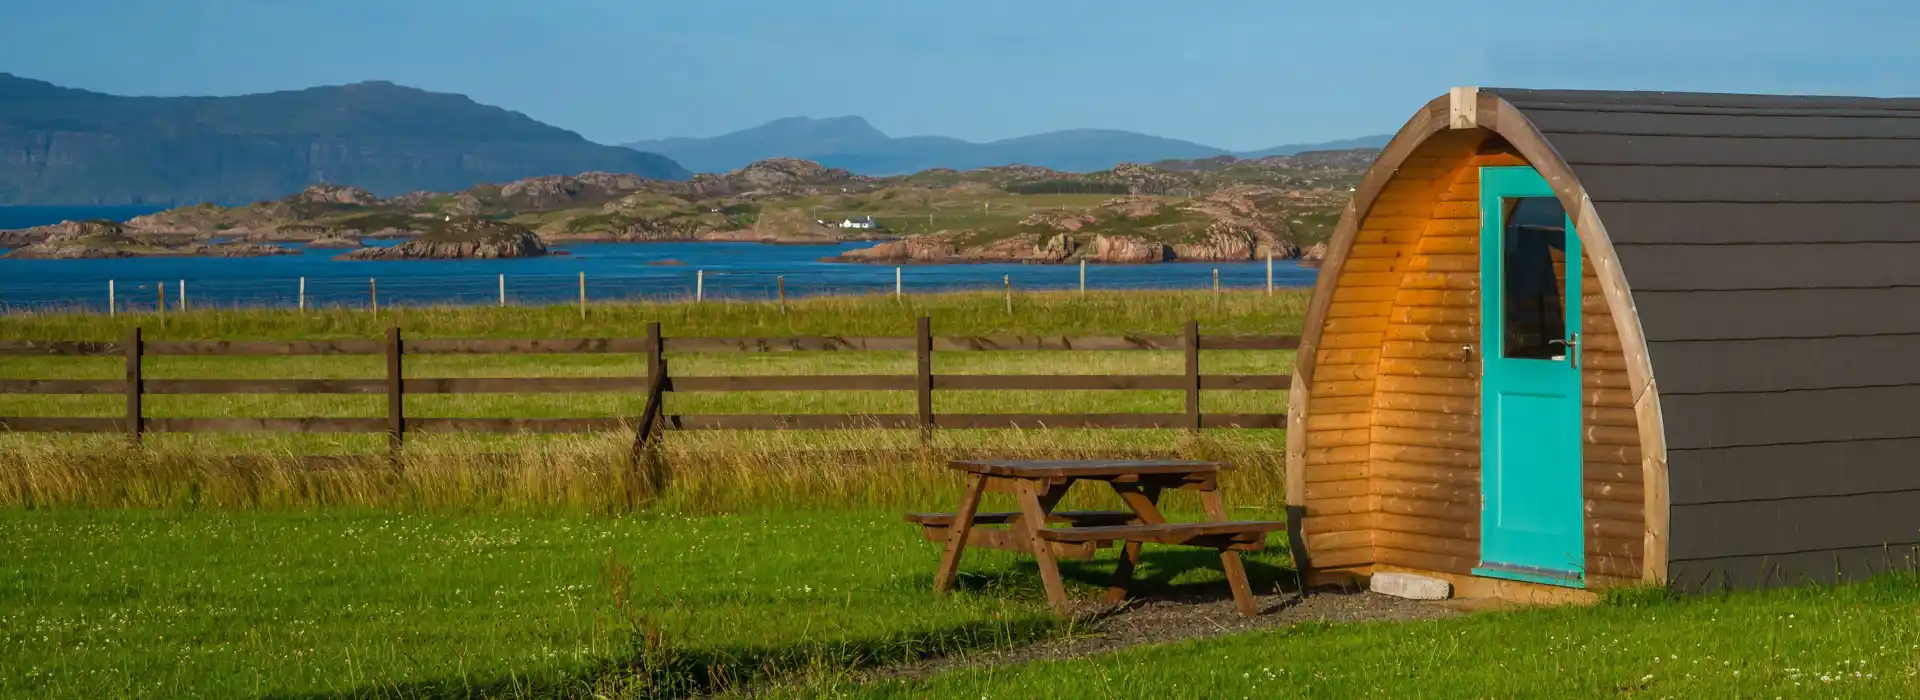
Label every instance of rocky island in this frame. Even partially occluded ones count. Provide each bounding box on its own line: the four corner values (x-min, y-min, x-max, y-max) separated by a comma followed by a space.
336, 217, 548, 260
0, 220, 300, 259
1, 151, 1369, 264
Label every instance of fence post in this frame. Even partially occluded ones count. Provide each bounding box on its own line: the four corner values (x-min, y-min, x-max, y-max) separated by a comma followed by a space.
1079, 260, 1086, 295
370, 278, 378, 315
298, 277, 307, 312
895, 267, 903, 299
777, 276, 787, 314
696, 270, 705, 302
1184, 319, 1201, 434
179, 279, 187, 311
498, 274, 506, 307
157, 282, 166, 320
1003, 275, 1012, 314
916, 316, 934, 439
631, 321, 667, 460
124, 326, 143, 445
1266, 253, 1274, 296
1213, 268, 1220, 293
386, 327, 404, 465
579, 272, 588, 320
108, 280, 116, 317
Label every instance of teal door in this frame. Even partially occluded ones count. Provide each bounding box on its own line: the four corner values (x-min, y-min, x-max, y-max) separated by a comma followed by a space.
1475, 166, 1585, 587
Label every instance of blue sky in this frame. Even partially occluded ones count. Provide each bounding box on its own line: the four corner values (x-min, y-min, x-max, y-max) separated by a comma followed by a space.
1, 1, 1911, 150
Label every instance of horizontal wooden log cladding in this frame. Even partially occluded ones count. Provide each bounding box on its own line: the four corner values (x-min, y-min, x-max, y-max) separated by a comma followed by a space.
145, 417, 387, 433
0, 416, 127, 432
1585, 461, 1639, 484
1305, 530, 1372, 552
0, 341, 123, 356
1373, 461, 1477, 488
1377, 375, 1476, 397
1663, 385, 1920, 449
1372, 425, 1477, 451
1304, 479, 1369, 500
1378, 358, 1472, 379
1670, 491, 1920, 560
1668, 439, 1920, 505
145, 340, 386, 356
1549, 133, 1920, 168
1306, 413, 1370, 431
1649, 335, 1920, 395
1308, 546, 1376, 569
407, 418, 628, 433
0, 379, 123, 395
1303, 462, 1368, 483
1308, 396, 1372, 414
1305, 445, 1370, 466
1598, 201, 1920, 245
1375, 530, 1478, 560
1377, 548, 1473, 576
1390, 306, 1477, 325
1374, 477, 1477, 504
1375, 443, 1476, 468
1379, 495, 1475, 523
1625, 242, 1920, 291
1310, 365, 1378, 382
1374, 408, 1477, 433
1327, 301, 1393, 319
1375, 512, 1475, 540
1316, 349, 1382, 365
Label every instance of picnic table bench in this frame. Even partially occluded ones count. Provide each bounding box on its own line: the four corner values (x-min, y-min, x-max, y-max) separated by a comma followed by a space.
908, 459, 1285, 615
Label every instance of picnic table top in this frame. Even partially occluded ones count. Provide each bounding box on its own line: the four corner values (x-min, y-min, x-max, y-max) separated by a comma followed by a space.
947, 459, 1226, 478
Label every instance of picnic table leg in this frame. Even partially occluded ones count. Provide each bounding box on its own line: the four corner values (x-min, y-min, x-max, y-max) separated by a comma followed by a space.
1201, 488, 1258, 616
1104, 484, 1165, 604
933, 473, 987, 594
1015, 480, 1071, 609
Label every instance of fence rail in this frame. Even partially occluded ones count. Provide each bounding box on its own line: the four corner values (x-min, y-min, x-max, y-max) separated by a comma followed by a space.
0, 319, 1299, 458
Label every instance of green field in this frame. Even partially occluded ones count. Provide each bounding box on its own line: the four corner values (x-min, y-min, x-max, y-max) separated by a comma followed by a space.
8, 291, 1920, 698
0, 508, 1289, 698
806, 576, 1920, 698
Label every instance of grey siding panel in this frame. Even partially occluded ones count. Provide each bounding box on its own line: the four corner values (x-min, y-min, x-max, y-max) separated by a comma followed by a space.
1617, 243, 1920, 291
1650, 336, 1920, 394
1595, 202, 1920, 244
1491, 88, 1920, 111
1668, 544, 1920, 592
1523, 110, 1920, 139
1634, 288, 1920, 341
1553, 133, 1920, 168
1668, 491, 1920, 560
1580, 165, 1920, 203
1668, 440, 1920, 505
1662, 386, 1920, 449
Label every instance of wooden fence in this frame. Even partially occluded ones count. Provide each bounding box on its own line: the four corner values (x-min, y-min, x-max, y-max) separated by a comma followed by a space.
0, 319, 1298, 457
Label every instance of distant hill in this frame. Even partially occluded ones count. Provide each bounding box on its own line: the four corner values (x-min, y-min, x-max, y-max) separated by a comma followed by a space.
0, 73, 690, 206
624, 116, 1388, 175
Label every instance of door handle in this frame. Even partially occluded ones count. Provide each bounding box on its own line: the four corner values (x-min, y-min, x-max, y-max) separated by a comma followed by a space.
1548, 334, 1581, 369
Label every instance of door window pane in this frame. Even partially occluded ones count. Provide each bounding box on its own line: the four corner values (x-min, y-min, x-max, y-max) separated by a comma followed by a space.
1502, 197, 1568, 360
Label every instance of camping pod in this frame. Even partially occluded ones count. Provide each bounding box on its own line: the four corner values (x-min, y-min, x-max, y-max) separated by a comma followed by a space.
1286, 87, 1920, 600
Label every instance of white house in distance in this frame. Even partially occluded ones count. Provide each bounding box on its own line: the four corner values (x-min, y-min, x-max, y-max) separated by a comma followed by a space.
837, 216, 878, 230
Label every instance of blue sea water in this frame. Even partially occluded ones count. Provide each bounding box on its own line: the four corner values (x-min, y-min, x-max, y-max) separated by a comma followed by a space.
0, 206, 1319, 311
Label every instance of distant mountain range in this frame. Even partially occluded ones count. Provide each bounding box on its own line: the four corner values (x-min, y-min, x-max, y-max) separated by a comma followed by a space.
624, 116, 1390, 174
0, 74, 689, 206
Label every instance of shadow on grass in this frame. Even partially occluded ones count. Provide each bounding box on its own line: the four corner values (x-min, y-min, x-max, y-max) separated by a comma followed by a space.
950, 548, 1299, 602
270, 615, 1064, 700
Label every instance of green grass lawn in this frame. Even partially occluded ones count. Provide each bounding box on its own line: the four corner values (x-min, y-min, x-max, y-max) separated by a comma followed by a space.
802, 577, 1920, 699
0, 507, 1288, 699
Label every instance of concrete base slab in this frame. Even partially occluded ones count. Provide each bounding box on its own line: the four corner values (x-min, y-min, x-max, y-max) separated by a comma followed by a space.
1370, 572, 1452, 600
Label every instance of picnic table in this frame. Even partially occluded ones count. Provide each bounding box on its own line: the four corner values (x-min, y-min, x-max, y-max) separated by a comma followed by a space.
906, 459, 1285, 616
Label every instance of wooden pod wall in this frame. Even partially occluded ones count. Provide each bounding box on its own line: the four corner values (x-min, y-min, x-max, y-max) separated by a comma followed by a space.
1285, 90, 1664, 593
